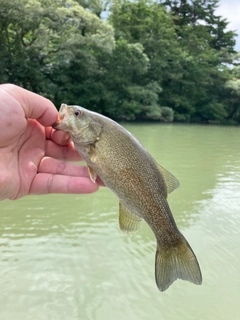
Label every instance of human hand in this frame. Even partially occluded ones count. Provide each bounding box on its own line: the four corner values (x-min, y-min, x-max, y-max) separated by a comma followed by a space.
0, 84, 100, 200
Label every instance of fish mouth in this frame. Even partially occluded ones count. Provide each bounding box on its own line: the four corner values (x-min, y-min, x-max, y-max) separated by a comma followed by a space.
52, 119, 62, 130
53, 103, 69, 130
52, 118, 69, 131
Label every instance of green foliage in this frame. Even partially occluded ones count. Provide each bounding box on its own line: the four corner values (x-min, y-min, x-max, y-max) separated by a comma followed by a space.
196, 101, 228, 122
160, 107, 174, 122
76, 0, 113, 17
110, 1, 182, 82
161, 0, 236, 52
98, 41, 164, 120
223, 54, 240, 122
0, 0, 239, 123
0, 0, 115, 96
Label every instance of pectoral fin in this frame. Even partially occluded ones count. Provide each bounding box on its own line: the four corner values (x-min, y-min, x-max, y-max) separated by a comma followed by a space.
119, 202, 142, 233
88, 145, 97, 162
87, 165, 97, 183
156, 163, 179, 196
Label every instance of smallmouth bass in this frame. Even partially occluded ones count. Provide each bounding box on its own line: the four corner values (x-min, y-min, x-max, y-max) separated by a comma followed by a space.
53, 104, 202, 292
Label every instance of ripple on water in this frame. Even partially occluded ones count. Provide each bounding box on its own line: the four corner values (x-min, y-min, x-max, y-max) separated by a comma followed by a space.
0, 124, 240, 320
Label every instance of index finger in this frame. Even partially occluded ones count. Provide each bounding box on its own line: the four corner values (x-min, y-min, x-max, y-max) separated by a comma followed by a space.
0, 84, 58, 126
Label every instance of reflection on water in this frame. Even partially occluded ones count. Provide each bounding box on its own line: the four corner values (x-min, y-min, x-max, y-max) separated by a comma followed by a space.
0, 124, 240, 320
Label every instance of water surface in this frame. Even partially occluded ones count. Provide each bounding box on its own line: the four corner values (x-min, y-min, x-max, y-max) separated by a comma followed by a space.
1, 124, 240, 320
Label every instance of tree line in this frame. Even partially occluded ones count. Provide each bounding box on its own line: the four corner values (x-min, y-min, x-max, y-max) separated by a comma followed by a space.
0, 0, 240, 123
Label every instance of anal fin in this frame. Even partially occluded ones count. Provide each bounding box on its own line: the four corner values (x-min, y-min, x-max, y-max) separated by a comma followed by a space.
119, 202, 142, 233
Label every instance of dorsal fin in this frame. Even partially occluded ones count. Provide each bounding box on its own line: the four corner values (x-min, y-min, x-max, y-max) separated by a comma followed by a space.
156, 163, 179, 196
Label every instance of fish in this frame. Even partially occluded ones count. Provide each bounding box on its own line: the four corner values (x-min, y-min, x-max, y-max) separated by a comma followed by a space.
53, 103, 202, 292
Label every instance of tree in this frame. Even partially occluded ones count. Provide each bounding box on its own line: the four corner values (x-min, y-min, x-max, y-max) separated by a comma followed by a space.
0, 0, 238, 123
223, 53, 240, 123
110, 1, 183, 82
109, 1, 183, 119
96, 40, 164, 121
76, 0, 113, 17
0, 0, 115, 99
160, 0, 236, 52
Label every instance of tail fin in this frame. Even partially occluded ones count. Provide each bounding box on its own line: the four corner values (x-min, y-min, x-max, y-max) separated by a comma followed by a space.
155, 236, 202, 292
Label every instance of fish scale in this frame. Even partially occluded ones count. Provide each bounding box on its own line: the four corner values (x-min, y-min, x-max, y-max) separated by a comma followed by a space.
53, 103, 202, 292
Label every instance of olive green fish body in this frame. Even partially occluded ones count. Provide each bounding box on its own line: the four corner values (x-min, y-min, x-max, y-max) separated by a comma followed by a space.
54, 104, 202, 292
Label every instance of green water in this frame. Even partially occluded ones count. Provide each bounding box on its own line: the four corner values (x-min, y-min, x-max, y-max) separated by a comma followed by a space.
0, 124, 240, 320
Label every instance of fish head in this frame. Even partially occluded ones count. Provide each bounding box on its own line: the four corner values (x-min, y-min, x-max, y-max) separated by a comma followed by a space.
53, 104, 91, 133
53, 104, 102, 144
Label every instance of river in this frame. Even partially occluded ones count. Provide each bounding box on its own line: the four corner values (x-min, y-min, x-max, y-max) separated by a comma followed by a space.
0, 124, 240, 320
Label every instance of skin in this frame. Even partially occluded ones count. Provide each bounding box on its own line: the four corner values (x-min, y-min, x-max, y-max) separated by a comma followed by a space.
54, 104, 202, 291
0, 84, 100, 200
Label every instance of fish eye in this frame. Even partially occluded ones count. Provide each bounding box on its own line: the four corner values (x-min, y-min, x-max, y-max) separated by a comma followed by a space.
74, 110, 82, 117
